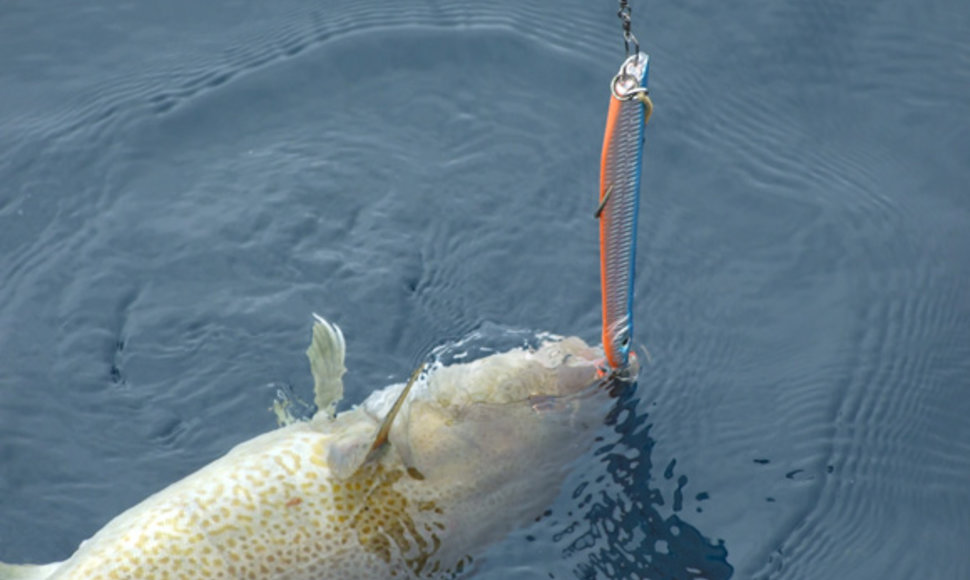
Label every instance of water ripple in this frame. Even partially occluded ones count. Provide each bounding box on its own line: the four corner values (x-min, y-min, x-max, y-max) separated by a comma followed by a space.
1, 1, 617, 146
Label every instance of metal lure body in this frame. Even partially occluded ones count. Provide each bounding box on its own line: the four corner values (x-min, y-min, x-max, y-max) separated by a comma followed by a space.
598, 52, 650, 369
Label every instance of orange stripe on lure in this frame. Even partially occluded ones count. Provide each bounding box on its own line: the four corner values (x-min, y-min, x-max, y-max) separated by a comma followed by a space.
598, 52, 651, 370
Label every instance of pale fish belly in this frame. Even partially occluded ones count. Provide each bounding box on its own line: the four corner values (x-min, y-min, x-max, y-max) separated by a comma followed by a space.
48, 421, 440, 580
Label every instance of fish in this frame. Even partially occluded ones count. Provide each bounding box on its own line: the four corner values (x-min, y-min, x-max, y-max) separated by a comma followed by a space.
0, 315, 633, 579
598, 52, 651, 369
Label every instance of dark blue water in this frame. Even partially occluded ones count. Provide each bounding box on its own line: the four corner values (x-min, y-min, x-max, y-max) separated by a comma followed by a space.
1, 1, 968, 578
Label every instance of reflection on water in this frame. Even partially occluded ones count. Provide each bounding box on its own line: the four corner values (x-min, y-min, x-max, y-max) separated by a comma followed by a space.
554, 383, 733, 580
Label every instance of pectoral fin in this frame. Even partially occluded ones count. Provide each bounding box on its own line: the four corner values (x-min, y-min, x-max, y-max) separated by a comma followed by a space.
306, 314, 347, 418
368, 364, 423, 454
326, 364, 424, 480
326, 417, 381, 480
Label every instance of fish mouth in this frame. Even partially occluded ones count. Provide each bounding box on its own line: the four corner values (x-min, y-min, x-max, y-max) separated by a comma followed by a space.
401, 325, 646, 415
525, 378, 605, 416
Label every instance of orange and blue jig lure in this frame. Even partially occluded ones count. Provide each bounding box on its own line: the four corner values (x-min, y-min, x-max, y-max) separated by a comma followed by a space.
597, 52, 652, 369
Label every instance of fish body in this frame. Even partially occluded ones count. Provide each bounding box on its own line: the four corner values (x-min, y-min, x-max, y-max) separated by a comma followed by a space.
598, 52, 650, 368
1, 316, 617, 580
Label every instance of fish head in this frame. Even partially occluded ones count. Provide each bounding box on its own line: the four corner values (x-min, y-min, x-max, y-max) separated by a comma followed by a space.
424, 334, 605, 406
322, 325, 640, 571
383, 333, 635, 526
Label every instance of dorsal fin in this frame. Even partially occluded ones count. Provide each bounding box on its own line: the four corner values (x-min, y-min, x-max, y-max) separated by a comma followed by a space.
327, 364, 424, 480
306, 314, 346, 418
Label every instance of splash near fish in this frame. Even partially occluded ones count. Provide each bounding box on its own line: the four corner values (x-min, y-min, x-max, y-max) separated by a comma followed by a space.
0, 316, 625, 580
597, 50, 652, 369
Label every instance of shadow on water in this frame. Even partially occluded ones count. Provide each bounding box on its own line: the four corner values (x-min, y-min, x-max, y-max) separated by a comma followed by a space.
550, 381, 733, 580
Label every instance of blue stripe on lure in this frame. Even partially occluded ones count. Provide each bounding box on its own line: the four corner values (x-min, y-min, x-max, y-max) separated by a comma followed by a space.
597, 52, 651, 370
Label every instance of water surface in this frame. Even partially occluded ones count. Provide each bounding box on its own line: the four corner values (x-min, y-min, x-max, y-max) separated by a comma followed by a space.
1, 1, 968, 578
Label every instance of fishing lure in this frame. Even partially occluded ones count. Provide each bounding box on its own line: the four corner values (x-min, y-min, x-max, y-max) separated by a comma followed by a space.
597, 52, 652, 369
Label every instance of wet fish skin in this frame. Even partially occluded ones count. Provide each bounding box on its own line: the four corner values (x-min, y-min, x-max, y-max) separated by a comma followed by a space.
1, 317, 613, 580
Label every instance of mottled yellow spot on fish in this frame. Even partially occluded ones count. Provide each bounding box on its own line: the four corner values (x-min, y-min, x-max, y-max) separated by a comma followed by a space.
274, 449, 301, 474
